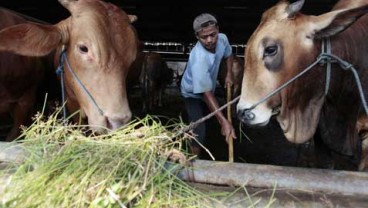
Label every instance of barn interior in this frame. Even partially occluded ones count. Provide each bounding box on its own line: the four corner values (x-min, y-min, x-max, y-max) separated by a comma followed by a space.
1, 0, 351, 169
2, 0, 337, 47
3, 1, 368, 206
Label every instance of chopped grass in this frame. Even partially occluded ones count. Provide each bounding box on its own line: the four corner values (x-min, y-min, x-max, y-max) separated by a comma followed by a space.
0, 112, 215, 208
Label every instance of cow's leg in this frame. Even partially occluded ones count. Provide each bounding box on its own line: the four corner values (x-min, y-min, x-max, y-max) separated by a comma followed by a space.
158, 87, 163, 107
6, 89, 37, 141
358, 133, 368, 171
312, 128, 335, 169
141, 85, 148, 114
295, 140, 316, 168
147, 81, 154, 111
357, 116, 368, 171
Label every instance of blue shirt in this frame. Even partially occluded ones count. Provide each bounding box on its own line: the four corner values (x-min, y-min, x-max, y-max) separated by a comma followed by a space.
181, 33, 232, 99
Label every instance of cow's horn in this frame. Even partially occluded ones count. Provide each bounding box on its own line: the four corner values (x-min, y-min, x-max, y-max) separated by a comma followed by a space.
128, 15, 138, 23
286, 0, 305, 18
58, 0, 78, 9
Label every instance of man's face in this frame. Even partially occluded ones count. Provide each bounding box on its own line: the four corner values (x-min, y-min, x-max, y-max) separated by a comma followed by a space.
196, 24, 219, 52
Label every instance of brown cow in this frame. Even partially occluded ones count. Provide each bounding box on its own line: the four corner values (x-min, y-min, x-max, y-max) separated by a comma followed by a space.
128, 51, 173, 113
0, 8, 54, 141
0, 0, 138, 137
219, 55, 244, 97
237, 0, 368, 170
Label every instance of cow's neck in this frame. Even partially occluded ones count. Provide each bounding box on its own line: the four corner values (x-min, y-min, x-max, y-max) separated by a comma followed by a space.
316, 16, 368, 156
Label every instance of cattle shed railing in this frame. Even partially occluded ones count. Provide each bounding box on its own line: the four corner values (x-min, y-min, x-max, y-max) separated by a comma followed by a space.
142, 41, 246, 61
1, 141, 368, 197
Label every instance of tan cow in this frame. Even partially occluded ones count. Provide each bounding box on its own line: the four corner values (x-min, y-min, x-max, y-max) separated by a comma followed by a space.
237, 0, 368, 170
0, 0, 138, 137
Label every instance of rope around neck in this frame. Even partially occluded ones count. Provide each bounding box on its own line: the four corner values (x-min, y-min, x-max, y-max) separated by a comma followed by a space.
56, 49, 104, 120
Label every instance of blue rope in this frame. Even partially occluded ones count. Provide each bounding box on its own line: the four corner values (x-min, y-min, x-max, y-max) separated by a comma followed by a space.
55, 49, 104, 121
62, 52, 104, 116
55, 50, 67, 120
246, 39, 368, 116
319, 53, 368, 115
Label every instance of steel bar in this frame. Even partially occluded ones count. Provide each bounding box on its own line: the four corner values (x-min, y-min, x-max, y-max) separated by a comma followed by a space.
2, 141, 368, 197
178, 160, 368, 197
0, 142, 26, 164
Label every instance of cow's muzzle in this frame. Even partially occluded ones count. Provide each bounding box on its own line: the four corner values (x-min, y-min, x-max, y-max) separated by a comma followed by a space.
106, 113, 132, 130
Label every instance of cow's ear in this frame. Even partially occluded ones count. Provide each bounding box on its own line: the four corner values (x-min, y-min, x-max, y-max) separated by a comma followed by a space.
128, 15, 138, 23
312, 5, 368, 39
0, 23, 62, 56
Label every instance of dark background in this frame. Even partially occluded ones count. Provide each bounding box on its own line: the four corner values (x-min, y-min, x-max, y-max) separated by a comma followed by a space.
1, 0, 338, 44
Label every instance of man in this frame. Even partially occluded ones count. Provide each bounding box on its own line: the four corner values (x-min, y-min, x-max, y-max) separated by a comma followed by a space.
181, 13, 236, 156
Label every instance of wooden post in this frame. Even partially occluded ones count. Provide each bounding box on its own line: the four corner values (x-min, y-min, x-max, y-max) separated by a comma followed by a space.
226, 83, 234, 162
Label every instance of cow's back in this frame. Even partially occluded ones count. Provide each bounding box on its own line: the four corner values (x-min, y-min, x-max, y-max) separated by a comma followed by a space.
316, 2, 368, 158
332, 0, 368, 10
0, 8, 49, 140
0, 8, 45, 106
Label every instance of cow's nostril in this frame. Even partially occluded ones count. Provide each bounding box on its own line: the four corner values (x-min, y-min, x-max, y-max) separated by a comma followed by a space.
244, 110, 255, 120
238, 109, 255, 123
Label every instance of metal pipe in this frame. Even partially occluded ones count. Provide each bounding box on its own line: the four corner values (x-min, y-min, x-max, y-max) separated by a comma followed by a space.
178, 160, 368, 197
0, 142, 26, 164
2, 142, 367, 197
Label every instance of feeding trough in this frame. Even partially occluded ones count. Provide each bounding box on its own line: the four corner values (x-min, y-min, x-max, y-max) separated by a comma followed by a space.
1, 137, 368, 207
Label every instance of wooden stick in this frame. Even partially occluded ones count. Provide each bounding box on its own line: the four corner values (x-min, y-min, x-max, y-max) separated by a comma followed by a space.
227, 83, 234, 162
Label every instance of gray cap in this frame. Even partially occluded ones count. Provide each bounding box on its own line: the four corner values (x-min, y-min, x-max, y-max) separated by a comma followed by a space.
193, 13, 217, 32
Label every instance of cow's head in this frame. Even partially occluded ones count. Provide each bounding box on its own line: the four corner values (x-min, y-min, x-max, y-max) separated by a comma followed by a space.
0, 0, 138, 133
237, 0, 368, 143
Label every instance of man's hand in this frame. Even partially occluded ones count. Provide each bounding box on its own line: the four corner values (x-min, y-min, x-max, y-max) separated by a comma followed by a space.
202, 91, 237, 143
225, 74, 234, 87
221, 120, 237, 143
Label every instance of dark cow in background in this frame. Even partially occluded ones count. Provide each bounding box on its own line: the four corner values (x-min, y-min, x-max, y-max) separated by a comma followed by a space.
356, 115, 368, 170
128, 51, 173, 114
237, 0, 368, 170
0, 8, 55, 141
0, 0, 138, 139
219, 55, 244, 98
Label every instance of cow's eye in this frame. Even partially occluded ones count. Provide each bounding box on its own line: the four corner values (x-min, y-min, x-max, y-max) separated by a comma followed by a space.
78, 44, 89, 53
264, 46, 277, 57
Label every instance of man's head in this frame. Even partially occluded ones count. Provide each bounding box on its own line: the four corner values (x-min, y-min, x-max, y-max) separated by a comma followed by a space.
193, 13, 219, 52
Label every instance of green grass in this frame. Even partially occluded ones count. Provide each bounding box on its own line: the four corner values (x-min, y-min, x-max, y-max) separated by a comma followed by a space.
0, 112, 214, 208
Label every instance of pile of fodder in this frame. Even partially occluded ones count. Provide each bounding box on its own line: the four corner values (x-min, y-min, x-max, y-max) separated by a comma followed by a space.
0, 112, 217, 208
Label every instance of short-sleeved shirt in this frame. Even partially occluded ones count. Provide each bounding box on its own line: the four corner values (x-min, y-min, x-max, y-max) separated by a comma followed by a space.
181, 33, 232, 99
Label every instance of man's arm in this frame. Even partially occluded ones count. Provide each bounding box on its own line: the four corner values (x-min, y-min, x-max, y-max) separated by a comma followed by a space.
203, 91, 236, 141
225, 55, 234, 87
